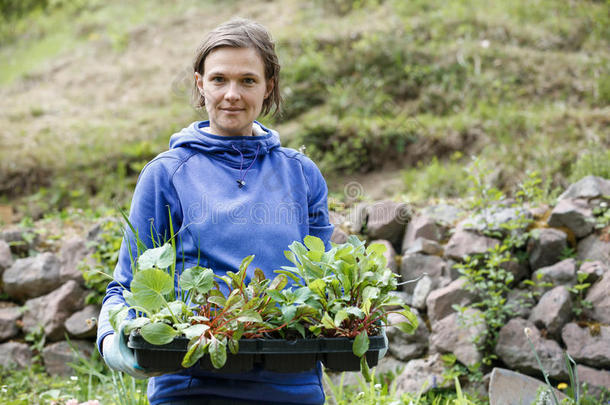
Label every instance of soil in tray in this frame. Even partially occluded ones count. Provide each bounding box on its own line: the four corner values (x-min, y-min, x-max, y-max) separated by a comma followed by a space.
128, 333, 386, 373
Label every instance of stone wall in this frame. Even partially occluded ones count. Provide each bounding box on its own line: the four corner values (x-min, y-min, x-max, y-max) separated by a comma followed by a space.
330, 176, 610, 398
0, 176, 608, 397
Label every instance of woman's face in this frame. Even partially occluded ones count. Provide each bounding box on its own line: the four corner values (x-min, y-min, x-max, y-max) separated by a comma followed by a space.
196, 47, 273, 137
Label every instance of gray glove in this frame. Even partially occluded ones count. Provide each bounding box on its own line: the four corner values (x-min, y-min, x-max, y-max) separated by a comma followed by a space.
378, 326, 388, 361
103, 322, 162, 379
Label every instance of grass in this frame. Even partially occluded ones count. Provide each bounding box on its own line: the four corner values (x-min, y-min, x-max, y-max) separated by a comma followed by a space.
0, 0, 609, 213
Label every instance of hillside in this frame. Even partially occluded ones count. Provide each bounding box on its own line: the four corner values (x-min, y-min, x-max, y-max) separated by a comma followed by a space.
0, 0, 609, 219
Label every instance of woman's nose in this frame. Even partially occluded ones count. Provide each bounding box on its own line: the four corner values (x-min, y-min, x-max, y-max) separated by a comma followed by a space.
224, 82, 241, 102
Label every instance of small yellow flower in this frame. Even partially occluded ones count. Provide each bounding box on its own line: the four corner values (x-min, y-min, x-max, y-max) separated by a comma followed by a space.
557, 383, 568, 390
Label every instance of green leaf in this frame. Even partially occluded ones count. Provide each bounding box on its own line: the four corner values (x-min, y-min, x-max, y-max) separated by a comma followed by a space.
345, 307, 365, 319
209, 338, 227, 369
365, 242, 387, 257
295, 323, 306, 338
353, 331, 370, 357
294, 286, 313, 303
284, 250, 298, 266
281, 305, 297, 324
207, 295, 226, 307
304, 235, 325, 252
233, 323, 245, 341
228, 339, 239, 355
239, 255, 255, 274
131, 268, 174, 312
269, 274, 288, 291
360, 355, 372, 382
108, 306, 129, 333
309, 279, 326, 298
254, 268, 266, 283
182, 337, 207, 368
137, 243, 174, 270
275, 269, 303, 283
362, 299, 372, 316
123, 317, 151, 334
235, 310, 262, 323
321, 312, 335, 329
141, 322, 179, 345
362, 286, 380, 301
182, 324, 210, 340
334, 309, 348, 327
180, 266, 214, 295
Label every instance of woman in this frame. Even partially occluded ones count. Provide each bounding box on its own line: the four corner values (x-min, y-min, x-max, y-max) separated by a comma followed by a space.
96, 18, 333, 405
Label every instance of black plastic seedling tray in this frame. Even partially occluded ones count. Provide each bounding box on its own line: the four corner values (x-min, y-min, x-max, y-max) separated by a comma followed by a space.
128, 332, 386, 373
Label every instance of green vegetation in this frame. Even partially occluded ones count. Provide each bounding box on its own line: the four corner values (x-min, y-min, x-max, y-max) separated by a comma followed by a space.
110, 234, 416, 374
1, 0, 609, 215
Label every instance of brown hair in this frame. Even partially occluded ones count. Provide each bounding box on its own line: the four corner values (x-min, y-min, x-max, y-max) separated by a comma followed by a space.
192, 18, 282, 117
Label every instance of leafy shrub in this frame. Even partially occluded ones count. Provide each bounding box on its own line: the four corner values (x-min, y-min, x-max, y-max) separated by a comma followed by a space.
402, 153, 471, 201
81, 217, 123, 305
289, 114, 419, 173
569, 148, 610, 183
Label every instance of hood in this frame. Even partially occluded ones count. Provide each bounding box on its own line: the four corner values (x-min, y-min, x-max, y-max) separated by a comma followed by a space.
169, 120, 281, 168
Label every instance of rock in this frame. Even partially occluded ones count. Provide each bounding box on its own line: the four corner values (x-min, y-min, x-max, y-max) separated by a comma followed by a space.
430, 309, 485, 367
421, 204, 464, 227
65, 305, 99, 339
42, 340, 95, 376
426, 278, 476, 323
330, 227, 348, 244
500, 259, 529, 284
527, 228, 567, 270
347, 203, 368, 234
386, 310, 429, 361
584, 273, 610, 324
411, 275, 433, 309
22, 280, 86, 341
328, 211, 345, 227
404, 237, 444, 256
0, 227, 39, 255
0, 240, 13, 273
529, 287, 572, 337
558, 176, 610, 201
547, 199, 594, 239
495, 318, 566, 379
562, 323, 610, 368
531, 259, 577, 293
370, 239, 397, 273
506, 289, 536, 319
58, 237, 92, 284
444, 229, 500, 261
0, 303, 22, 341
3, 252, 62, 301
488, 367, 567, 405
0, 341, 32, 369
401, 215, 445, 253
577, 234, 609, 266
463, 206, 532, 237
400, 253, 446, 294
375, 356, 407, 376
576, 364, 610, 400
394, 354, 450, 395
365, 201, 411, 248
578, 260, 607, 284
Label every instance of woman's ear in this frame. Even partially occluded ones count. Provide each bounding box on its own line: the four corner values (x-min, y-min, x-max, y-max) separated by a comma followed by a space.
264, 78, 274, 100
195, 72, 204, 96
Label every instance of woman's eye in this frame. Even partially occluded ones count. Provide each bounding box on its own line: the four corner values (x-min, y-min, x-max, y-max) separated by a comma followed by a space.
243, 78, 255, 84
211, 77, 224, 83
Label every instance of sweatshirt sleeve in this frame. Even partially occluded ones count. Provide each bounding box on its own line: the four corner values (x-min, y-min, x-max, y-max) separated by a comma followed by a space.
302, 157, 334, 250
96, 156, 183, 355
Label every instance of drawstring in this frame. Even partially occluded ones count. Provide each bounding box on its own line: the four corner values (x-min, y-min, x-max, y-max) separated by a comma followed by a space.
231, 144, 260, 188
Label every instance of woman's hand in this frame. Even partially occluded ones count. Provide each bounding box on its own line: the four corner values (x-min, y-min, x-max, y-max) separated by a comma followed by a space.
103, 322, 164, 379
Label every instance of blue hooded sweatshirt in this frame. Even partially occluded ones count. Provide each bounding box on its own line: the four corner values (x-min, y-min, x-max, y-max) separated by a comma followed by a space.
96, 121, 334, 405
